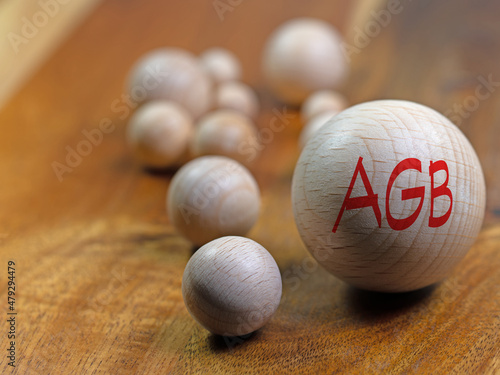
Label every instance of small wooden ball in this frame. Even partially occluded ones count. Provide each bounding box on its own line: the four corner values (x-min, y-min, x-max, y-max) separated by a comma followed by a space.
292, 100, 486, 292
168, 156, 260, 246
298, 110, 338, 150
127, 48, 212, 119
182, 236, 282, 336
126, 101, 193, 168
215, 81, 260, 120
262, 18, 348, 105
190, 110, 258, 165
301, 90, 348, 122
199, 47, 241, 85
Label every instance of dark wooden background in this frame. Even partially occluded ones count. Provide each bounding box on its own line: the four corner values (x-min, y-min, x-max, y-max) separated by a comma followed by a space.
1, 0, 499, 373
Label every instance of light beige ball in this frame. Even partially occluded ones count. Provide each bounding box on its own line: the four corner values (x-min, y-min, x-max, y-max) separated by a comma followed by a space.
299, 110, 339, 150
200, 47, 241, 84
127, 48, 212, 119
262, 18, 348, 105
168, 156, 260, 246
292, 100, 486, 292
191, 110, 258, 165
301, 90, 348, 122
126, 101, 193, 168
215, 81, 260, 120
182, 236, 282, 336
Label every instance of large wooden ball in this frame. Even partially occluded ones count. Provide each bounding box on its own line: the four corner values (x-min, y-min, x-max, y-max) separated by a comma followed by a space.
292, 100, 486, 292
128, 48, 212, 118
168, 156, 260, 246
182, 236, 282, 336
262, 18, 348, 105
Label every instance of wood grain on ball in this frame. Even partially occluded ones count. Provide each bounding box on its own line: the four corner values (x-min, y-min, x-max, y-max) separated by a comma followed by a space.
168, 156, 260, 246
126, 101, 193, 168
128, 48, 212, 118
292, 100, 486, 292
182, 236, 282, 336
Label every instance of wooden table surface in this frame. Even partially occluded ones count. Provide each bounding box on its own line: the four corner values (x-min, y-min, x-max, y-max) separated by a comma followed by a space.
1, 0, 499, 373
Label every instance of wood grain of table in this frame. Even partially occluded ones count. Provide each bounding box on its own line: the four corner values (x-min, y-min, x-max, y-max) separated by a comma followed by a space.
0, 0, 499, 374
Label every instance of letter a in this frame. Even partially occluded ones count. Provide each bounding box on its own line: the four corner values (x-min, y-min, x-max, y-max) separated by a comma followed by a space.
332, 157, 381, 233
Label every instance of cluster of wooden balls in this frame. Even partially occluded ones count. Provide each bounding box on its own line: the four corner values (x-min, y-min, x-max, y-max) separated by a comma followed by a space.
125, 44, 282, 337
126, 47, 261, 170
123, 16, 486, 336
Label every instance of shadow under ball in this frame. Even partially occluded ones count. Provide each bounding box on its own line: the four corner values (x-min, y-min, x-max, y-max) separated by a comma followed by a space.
182, 236, 282, 336
292, 100, 486, 292
167, 156, 260, 246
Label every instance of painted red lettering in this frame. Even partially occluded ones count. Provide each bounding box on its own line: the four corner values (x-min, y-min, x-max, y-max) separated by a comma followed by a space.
332, 158, 453, 233
386, 158, 425, 230
429, 160, 453, 227
332, 157, 382, 233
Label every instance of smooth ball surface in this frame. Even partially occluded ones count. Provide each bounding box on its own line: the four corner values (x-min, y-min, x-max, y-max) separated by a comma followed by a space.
168, 156, 260, 246
292, 100, 486, 292
262, 18, 348, 105
215, 81, 260, 119
301, 90, 348, 122
191, 110, 258, 165
182, 236, 282, 336
127, 101, 193, 168
299, 110, 339, 150
200, 48, 241, 84
128, 48, 212, 118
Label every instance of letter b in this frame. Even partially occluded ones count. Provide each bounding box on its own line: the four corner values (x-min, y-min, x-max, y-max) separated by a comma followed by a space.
429, 160, 453, 227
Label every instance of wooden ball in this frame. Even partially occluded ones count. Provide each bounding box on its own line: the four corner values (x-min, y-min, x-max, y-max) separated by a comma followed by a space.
182, 236, 282, 336
200, 48, 241, 85
215, 81, 260, 120
191, 110, 258, 165
299, 110, 338, 150
167, 156, 260, 246
292, 100, 486, 292
126, 101, 193, 168
301, 90, 348, 122
262, 18, 348, 105
127, 48, 212, 118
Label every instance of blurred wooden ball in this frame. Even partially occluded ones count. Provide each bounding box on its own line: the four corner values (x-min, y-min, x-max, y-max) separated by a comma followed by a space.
262, 18, 348, 105
168, 156, 260, 246
200, 47, 241, 85
292, 100, 486, 292
299, 110, 338, 150
301, 90, 348, 122
127, 48, 212, 118
191, 110, 258, 165
182, 236, 282, 336
215, 81, 260, 120
126, 101, 193, 168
